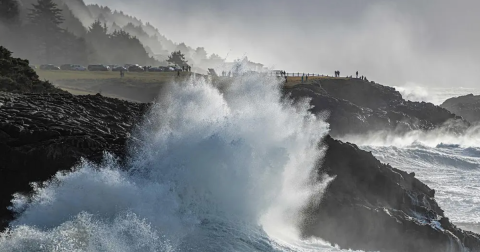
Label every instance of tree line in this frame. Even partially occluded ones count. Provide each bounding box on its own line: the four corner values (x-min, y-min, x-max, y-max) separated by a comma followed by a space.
0, 0, 158, 66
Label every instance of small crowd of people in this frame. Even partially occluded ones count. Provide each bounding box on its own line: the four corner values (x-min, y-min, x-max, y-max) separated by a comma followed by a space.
221, 71, 231, 77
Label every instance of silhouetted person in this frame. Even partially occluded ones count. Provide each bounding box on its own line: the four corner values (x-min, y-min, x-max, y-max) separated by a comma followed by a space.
177, 70, 180, 77
301, 75, 304, 83
306, 75, 308, 82
285, 76, 287, 83
356, 71, 358, 78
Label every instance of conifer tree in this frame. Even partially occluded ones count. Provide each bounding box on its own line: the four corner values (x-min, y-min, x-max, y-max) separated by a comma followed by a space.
28, 0, 65, 63
0, 0, 20, 25
167, 51, 188, 67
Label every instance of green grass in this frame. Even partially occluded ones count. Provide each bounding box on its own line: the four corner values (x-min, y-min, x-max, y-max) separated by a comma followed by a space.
34, 70, 202, 102
35, 70, 191, 83
34, 70, 350, 101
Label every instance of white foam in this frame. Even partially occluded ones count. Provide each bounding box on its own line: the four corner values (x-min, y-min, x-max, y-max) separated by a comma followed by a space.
0, 72, 342, 251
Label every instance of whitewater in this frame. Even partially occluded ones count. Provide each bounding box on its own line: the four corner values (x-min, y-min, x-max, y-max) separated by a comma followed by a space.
0, 73, 360, 251
341, 122, 480, 235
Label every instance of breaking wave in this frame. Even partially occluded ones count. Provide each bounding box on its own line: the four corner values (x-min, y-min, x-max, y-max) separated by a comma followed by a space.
0, 73, 352, 251
342, 126, 480, 234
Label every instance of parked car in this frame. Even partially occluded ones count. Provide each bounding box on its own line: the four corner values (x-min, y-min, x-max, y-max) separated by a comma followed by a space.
71, 64, 87, 71
40, 64, 60, 70
112, 66, 128, 72
88, 64, 109, 71
128, 64, 145, 72
148, 67, 163, 72
60, 64, 74, 70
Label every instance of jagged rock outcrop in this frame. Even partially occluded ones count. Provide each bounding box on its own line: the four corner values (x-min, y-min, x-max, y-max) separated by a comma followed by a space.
0, 92, 479, 252
285, 79, 468, 136
0, 92, 147, 227
441, 94, 480, 123
301, 136, 480, 252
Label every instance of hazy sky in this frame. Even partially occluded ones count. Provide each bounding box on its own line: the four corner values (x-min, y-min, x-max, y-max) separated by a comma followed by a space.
83, 0, 480, 88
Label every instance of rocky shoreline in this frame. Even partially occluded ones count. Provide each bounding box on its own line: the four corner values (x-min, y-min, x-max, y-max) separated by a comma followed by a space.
0, 92, 147, 227
1, 90, 479, 251
285, 79, 469, 137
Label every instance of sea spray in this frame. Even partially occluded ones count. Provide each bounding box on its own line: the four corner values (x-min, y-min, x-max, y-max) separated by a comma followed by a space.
0, 72, 337, 251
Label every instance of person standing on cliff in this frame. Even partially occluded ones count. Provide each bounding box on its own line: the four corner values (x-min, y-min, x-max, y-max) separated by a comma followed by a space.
356, 71, 358, 78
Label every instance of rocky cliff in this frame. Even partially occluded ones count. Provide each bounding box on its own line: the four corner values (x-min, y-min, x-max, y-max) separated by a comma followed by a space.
285, 79, 468, 137
0, 92, 479, 252
0, 92, 146, 227
441, 94, 480, 123
302, 136, 480, 252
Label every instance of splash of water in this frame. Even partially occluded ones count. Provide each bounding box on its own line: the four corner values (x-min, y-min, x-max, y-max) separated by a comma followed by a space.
340, 122, 480, 148
0, 73, 336, 251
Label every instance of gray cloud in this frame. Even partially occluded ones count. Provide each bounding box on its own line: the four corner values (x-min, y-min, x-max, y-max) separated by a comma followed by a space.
84, 0, 480, 87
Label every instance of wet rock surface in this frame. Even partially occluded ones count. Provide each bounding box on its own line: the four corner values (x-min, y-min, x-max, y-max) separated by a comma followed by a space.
441, 94, 480, 123
285, 79, 467, 137
301, 136, 480, 252
0, 92, 147, 227
0, 90, 479, 252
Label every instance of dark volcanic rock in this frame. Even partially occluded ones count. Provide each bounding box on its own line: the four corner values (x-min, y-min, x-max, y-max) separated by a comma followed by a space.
441, 94, 480, 123
301, 136, 480, 252
285, 79, 467, 136
0, 91, 479, 252
0, 92, 147, 228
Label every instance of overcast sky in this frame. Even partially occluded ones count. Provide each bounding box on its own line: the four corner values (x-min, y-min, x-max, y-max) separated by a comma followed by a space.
84, 0, 480, 88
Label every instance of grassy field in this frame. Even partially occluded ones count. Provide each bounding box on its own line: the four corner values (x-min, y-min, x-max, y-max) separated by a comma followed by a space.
36, 70, 192, 82
35, 70, 197, 102
35, 70, 347, 101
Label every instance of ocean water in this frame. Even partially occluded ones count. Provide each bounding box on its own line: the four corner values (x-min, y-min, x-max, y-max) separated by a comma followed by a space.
0, 74, 359, 252
1, 75, 478, 252
394, 85, 480, 105
347, 85, 480, 233
341, 125, 480, 235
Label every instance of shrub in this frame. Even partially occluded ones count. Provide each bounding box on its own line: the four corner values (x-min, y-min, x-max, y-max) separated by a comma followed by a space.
0, 46, 67, 94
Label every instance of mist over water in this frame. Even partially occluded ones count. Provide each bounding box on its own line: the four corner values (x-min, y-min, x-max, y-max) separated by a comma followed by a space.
395, 85, 480, 105
342, 119, 480, 235
0, 73, 348, 251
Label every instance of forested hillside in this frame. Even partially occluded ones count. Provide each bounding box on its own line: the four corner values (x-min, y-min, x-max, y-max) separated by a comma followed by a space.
0, 0, 227, 70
